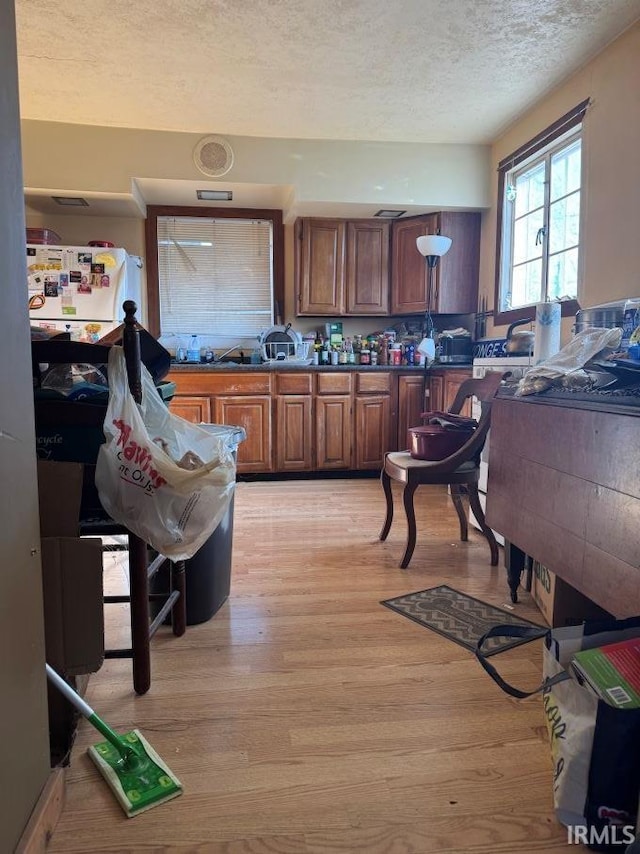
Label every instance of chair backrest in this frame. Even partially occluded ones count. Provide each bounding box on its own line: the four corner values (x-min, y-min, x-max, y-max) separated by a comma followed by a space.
422, 371, 507, 473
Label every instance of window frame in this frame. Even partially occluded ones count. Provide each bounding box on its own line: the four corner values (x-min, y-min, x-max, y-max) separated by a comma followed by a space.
145, 205, 284, 338
493, 99, 589, 327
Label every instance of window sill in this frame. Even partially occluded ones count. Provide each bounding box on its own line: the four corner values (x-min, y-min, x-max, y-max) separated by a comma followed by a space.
494, 299, 579, 328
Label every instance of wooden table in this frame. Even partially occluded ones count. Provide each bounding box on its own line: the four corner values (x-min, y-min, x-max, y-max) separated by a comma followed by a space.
486, 391, 640, 616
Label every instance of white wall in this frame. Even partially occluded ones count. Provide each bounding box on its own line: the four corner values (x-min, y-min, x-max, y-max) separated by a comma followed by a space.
1, 2, 51, 850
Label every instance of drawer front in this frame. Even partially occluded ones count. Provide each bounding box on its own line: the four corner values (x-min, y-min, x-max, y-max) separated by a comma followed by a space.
276, 373, 313, 395
355, 372, 391, 394
316, 372, 352, 395
167, 370, 272, 395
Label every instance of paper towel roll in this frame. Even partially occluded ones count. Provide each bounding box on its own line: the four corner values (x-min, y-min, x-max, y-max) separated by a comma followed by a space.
534, 301, 561, 364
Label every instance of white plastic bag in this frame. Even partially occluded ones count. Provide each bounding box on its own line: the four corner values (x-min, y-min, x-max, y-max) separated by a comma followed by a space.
516, 327, 622, 396
95, 346, 236, 560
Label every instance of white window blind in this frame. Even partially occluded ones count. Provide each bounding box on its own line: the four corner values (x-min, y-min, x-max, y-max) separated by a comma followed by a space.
157, 216, 274, 340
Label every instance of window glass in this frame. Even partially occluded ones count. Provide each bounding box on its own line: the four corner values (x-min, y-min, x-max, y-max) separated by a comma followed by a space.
501, 131, 581, 311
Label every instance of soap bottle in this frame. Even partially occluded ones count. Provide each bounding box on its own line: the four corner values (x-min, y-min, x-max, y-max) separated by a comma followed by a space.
187, 334, 201, 363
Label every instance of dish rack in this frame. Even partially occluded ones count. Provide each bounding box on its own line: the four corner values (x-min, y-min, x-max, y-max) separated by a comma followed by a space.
261, 340, 311, 364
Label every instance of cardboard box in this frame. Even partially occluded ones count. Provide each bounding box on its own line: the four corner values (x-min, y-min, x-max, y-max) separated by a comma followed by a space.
532, 561, 611, 627
41, 537, 104, 676
37, 461, 104, 675
37, 461, 106, 765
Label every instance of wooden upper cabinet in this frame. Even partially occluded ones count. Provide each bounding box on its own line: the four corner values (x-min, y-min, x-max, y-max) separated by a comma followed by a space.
345, 220, 390, 314
391, 215, 435, 315
391, 212, 481, 315
296, 218, 390, 316
296, 218, 346, 315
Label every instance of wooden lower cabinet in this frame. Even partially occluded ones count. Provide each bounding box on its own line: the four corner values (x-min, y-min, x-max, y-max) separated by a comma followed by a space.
427, 369, 472, 417
442, 369, 472, 417
353, 371, 393, 469
316, 396, 352, 469
429, 373, 445, 412
167, 368, 471, 474
276, 395, 313, 471
397, 373, 427, 450
169, 395, 211, 424
355, 395, 390, 469
213, 396, 273, 473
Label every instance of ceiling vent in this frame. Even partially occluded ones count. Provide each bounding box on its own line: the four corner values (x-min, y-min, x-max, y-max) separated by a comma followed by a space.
193, 135, 234, 178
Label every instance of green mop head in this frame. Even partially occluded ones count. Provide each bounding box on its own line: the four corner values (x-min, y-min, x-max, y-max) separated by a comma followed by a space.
88, 729, 183, 817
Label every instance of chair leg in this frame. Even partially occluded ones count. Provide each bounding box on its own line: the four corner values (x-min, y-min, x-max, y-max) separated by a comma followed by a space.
171, 560, 186, 636
379, 469, 394, 541
450, 485, 468, 542
400, 482, 419, 569
468, 484, 499, 566
128, 534, 151, 695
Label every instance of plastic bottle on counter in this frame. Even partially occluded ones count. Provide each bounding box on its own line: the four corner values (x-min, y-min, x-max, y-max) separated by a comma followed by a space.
187, 334, 201, 363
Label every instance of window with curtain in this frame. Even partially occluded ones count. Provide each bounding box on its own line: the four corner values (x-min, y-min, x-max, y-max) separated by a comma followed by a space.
495, 99, 589, 323
156, 215, 274, 340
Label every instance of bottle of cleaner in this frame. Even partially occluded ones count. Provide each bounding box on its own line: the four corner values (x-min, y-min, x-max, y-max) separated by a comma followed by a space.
187, 334, 201, 363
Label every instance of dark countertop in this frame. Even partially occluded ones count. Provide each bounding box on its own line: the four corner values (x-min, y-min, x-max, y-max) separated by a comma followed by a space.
497, 382, 640, 415
168, 362, 473, 373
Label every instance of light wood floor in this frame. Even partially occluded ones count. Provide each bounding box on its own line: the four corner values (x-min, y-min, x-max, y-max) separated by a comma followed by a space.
48, 478, 572, 853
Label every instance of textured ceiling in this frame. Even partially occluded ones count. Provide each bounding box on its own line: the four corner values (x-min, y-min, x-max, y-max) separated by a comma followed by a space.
15, 0, 640, 144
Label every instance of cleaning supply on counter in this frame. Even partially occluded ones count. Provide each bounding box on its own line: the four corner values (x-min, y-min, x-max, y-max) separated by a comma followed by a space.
187, 334, 201, 363
46, 663, 183, 817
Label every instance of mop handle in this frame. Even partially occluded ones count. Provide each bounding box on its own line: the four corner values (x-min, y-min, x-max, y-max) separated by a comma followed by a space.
45, 663, 132, 757
46, 663, 95, 717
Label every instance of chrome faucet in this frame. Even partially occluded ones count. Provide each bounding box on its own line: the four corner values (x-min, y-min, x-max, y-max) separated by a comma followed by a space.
213, 342, 246, 363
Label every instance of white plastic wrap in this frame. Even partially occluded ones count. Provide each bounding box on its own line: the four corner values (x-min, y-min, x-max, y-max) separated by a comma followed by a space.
95, 346, 236, 559
516, 327, 622, 396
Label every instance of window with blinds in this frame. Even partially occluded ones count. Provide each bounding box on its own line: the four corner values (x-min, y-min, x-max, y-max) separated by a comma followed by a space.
157, 216, 274, 340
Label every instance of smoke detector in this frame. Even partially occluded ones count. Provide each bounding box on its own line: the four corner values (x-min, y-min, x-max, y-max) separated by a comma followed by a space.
193, 135, 234, 178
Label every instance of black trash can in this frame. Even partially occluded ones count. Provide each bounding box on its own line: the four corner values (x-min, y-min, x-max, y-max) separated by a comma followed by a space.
151, 424, 245, 625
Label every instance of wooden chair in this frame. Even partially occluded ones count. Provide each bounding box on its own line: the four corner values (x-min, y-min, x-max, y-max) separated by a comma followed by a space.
379, 372, 505, 569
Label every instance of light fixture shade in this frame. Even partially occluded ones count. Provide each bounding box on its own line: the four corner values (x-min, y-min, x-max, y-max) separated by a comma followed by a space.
416, 234, 452, 258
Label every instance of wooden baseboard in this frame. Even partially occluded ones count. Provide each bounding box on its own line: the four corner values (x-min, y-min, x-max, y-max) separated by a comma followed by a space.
15, 767, 66, 854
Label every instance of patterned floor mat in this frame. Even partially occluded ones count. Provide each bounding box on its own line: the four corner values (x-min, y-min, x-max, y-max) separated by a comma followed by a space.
381, 584, 546, 656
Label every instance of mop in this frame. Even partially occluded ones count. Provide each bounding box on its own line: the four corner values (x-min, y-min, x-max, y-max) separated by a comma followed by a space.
46, 663, 183, 817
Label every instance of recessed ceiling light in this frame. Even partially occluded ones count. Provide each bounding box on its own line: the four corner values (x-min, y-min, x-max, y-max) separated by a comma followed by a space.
197, 189, 233, 201
374, 209, 406, 218
52, 196, 89, 206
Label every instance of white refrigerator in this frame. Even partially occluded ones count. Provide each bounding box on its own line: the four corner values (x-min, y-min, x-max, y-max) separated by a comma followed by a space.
27, 244, 142, 341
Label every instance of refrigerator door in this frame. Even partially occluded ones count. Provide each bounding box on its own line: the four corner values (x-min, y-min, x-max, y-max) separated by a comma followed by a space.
27, 245, 141, 340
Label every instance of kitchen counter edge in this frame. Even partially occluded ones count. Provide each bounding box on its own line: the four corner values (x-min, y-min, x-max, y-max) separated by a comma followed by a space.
167, 363, 472, 373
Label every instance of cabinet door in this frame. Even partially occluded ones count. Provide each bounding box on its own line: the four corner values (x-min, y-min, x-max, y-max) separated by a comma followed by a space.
315, 396, 351, 469
346, 220, 389, 314
170, 396, 211, 424
391, 212, 481, 315
435, 212, 481, 314
213, 396, 273, 473
354, 395, 390, 470
442, 369, 473, 416
297, 218, 346, 315
390, 215, 436, 314
428, 373, 444, 412
276, 395, 313, 471
397, 374, 428, 450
